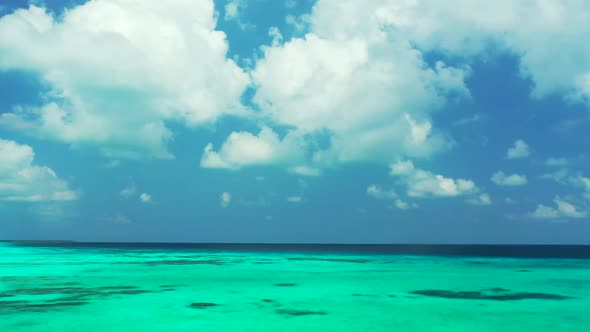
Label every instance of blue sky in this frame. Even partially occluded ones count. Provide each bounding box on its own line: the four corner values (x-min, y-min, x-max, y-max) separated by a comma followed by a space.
1, 0, 589, 244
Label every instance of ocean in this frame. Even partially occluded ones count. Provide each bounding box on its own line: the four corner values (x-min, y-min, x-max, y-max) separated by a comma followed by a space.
1, 241, 589, 331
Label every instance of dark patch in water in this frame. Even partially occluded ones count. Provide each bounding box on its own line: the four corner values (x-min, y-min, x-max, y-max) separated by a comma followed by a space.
274, 283, 297, 287
0, 294, 14, 298
0, 284, 162, 313
0, 277, 20, 282
387, 294, 397, 298
161, 288, 176, 292
516, 269, 532, 272
287, 257, 370, 263
410, 289, 572, 301
262, 299, 276, 303
352, 294, 376, 297
96, 286, 138, 290
464, 261, 490, 265
42, 281, 81, 287
108, 290, 152, 295
485, 287, 510, 293
0, 300, 88, 314
159, 285, 182, 288
8, 287, 90, 295
276, 309, 327, 317
188, 302, 218, 309
144, 259, 224, 266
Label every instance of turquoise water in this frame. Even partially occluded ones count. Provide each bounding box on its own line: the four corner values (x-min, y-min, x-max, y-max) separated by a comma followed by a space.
1, 242, 589, 331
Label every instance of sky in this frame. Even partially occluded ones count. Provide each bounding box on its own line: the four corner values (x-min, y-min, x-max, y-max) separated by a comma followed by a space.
0, 0, 589, 244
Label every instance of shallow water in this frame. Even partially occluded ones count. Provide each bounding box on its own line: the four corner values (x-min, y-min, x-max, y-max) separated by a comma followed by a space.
1, 242, 589, 331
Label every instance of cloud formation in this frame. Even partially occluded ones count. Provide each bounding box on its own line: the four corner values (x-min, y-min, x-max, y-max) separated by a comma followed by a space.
0, 1, 248, 159
389, 160, 478, 198
0, 139, 77, 202
491, 171, 528, 186
366, 185, 413, 210
139, 193, 152, 203
201, 127, 308, 170
506, 140, 531, 159
529, 196, 586, 220
466, 193, 492, 206
220, 192, 232, 208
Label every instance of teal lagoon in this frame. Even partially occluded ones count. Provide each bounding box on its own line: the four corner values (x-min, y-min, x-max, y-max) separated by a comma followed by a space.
1, 242, 589, 331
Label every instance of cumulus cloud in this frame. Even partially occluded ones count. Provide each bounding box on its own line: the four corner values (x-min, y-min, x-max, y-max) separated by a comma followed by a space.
251, 1, 469, 166
0, 139, 77, 202
119, 184, 136, 199
220, 192, 232, 208
541, 168, 569, 183
224, 0, 253, 30
504, 197, 517, 205
246, 0, 590, 169
224, 0, 240, 21
200, 127, 308, 170
0, 1, 248, 159
287, 196, 302, 203
363, 0, 590, 104
452, 113, 486, 126
491, 171, 528, 186
529, 197, 586, 220
466, 193, 492, 206
139, 193, 152, 203
545, 157, 569, 167
366, 184, 414, 210
506, 140, 531, 159
288, 165, 321, 177
570, 175, 590, 200
389, 160, 478, 198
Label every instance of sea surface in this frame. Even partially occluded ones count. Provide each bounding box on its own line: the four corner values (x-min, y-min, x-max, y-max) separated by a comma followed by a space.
1, 242, 589, 331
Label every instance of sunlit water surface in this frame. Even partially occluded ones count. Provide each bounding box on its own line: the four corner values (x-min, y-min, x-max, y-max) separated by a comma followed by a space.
1, 242, 589, 331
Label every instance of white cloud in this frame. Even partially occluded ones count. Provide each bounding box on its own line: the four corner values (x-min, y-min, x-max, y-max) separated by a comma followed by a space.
200, 127, 307, 170
491, 171, 528, 186
545, 157, 569, 167
570, 175, 590, 200
366, 184, 414, 209
506, 139, 531, 159
362, 0, 590, 104
466, 193, 492, 206
541, 168, 569, 183
224, 0, 240, 21
119, 184, 136, 199
268, 27, 283, 46
389, 160, 478, 197
0, 139, 77, 202
251, 2, 469, 166
452, 113, 486, 126
246, 0, 590, 169
220, 192, 231, 208
289, 165, 321, 177
393, 199, 414, 210
0, 1, 249, 159
367, 185, 398, 200
223, 0, 253, 30
504, 197, 517, 205
287, 196, 302, 203
139, 193, 152, 203
529, 196, 586, 220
